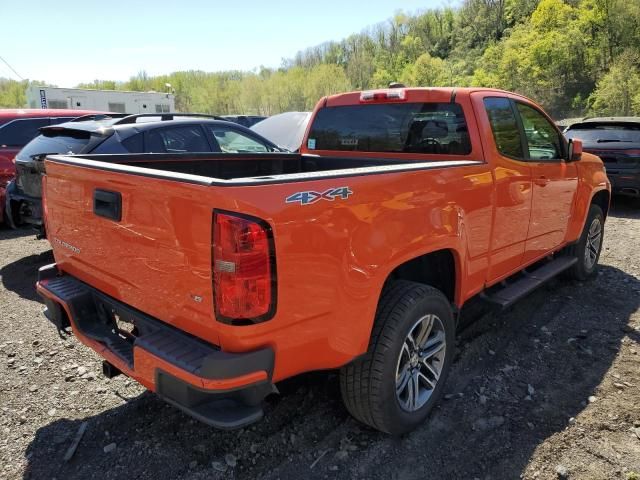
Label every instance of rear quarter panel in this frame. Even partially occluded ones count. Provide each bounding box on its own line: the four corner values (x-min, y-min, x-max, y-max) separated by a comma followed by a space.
216, 163, 493, 380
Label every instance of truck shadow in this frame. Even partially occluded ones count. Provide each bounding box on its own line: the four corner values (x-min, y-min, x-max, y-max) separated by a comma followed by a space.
0, 225, 38, 239
609, 195, 640, 220
22, 265, 639, 480
0, 250, 53, 302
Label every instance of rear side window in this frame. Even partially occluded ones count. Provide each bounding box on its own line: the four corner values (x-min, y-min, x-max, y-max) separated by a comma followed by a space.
146, 125, 211, 153
206, 126, 269, 153
122, 133, 144, 153
16, 131, 92, 161
484, 98, 524, 159
0, 118, 49, 147
307, 103, 471, 155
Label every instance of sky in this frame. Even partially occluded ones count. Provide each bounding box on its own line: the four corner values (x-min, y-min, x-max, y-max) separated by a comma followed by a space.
0, 0, 457, 87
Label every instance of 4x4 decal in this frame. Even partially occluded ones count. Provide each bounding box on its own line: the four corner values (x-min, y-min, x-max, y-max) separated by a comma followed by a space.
286, 187, 353, 205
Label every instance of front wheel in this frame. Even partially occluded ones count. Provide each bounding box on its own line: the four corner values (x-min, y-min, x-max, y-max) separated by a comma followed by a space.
564, 204, 604, 281
340, 281, 455, 435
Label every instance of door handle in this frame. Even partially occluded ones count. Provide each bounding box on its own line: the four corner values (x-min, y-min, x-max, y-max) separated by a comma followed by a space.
534, 176, 549, 187
93, 189, 122, 221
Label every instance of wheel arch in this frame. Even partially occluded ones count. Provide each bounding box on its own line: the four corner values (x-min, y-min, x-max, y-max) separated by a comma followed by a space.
591, 189, 610, 219
382, 248, 460, 305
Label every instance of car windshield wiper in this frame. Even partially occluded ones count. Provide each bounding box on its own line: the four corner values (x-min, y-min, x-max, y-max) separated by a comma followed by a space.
596, 139, 632, 143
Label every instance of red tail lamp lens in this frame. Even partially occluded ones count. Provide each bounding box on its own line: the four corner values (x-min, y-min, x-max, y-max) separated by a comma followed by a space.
213, 212, 275, 323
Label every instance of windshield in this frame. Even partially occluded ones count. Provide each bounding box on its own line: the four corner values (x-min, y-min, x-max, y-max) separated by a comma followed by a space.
565, 123, 640, 144
251, 112, 311, 152
16, 130, 93, 161
307, 102, 471, 155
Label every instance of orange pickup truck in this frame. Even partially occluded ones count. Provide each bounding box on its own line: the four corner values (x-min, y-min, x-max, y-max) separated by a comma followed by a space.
36, 87, 610, 434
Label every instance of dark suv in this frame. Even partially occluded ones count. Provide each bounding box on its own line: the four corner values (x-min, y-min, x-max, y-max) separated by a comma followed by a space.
5, 113, 282, 234
564, 117, 640, 199
220, 115, 266, 128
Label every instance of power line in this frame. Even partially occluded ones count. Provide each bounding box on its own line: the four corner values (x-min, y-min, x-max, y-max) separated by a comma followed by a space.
0, 54, 24, 81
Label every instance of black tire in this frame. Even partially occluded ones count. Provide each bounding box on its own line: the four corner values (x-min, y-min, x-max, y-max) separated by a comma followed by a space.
564, 204, 604, 281
339, 280, 455, 435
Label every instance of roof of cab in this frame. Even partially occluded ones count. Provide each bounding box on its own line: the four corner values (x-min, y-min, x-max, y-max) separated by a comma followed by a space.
323, 87, 534, 108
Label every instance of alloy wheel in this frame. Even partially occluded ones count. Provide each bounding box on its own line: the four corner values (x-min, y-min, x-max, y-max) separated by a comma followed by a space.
395, 314, 446, 412
584, 217, 602, 270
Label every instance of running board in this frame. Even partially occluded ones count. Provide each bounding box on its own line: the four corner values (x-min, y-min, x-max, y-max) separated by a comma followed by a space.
483, 257, 577, 308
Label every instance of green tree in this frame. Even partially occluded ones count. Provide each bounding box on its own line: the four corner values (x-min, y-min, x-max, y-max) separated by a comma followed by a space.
1, 0, 639, 118
401, 53, 450, 86
589, 51, 640, 115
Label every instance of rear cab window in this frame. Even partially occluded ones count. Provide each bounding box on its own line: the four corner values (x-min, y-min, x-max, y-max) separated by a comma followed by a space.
306, 103, 472, 155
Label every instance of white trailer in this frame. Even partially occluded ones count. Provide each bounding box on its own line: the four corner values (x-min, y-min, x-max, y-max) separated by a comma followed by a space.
25, 86, 175, 113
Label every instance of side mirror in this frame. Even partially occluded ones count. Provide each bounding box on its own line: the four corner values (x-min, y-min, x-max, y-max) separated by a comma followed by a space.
567, 138, 583, 162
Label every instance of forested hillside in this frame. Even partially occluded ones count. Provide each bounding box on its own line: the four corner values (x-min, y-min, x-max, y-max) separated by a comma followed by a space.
1, 0, 639, 118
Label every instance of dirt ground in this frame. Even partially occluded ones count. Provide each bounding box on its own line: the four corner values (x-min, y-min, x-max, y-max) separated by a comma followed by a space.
1, 198, 639, 480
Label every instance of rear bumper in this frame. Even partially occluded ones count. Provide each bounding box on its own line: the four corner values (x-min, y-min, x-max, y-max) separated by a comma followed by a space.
36, 264, 275, 430
5, 179, 44, 229
607, 169, 640, 197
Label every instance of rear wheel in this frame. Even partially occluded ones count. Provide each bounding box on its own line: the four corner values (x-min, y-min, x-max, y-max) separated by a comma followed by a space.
340, 281, 455, 435
564, 204, 604, 281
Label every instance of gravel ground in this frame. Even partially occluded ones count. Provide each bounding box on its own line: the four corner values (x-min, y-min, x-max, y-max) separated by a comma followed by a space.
1, 197, 639, 480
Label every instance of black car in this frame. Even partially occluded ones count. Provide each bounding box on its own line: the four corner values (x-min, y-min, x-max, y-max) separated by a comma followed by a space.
220, 115, 266, 128
5, 113, 283, 234
564, 117, 640, 199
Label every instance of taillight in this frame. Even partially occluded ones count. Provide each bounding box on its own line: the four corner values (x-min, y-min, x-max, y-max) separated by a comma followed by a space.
212, 211, 276, 324
360, 89, 406, 102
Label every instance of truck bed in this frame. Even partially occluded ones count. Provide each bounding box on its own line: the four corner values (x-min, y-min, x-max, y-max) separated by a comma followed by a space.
49, 152, 482, 185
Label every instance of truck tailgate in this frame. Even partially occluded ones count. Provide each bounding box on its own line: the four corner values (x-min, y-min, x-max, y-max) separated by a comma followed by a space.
43, 158, 221, 345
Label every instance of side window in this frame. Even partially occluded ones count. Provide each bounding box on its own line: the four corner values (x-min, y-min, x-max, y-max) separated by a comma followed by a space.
483, 97, 524, 159
146, 125, 211, 153
108, 102, 126, 114
122, 133, 144, 153
0, 118, 49, 147
515, 103, 563, 160
206, 126, 269, 153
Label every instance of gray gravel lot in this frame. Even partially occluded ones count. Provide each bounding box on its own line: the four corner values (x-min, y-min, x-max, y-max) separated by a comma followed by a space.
1, 198, 639, 480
